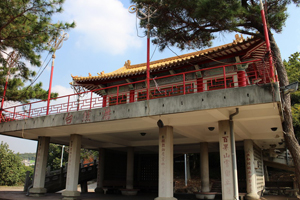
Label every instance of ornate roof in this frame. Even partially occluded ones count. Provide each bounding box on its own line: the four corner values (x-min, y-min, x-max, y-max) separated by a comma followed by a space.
71, 34, 264, 83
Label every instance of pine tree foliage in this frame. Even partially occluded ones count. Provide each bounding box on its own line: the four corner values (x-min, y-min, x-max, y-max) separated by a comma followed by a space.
0, 0, 75, 104
132, 0, 298, 51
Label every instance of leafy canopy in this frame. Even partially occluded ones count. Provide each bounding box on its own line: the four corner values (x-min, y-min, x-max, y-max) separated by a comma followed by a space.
285, 52, 300, 140
0, 0, 75, 103
131, 0, 299, 51
0, 142, 28, 186
47, 143, 98, 171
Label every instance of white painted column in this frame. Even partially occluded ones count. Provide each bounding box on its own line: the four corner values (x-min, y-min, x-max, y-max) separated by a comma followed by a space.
29, 136, 50, 196
62, 134, 82, 200
155, 126, 177, 200
219, 120, 236, 200
200, 142, 210, 192
244, 140, 259, 200
126, 147, 134, 189
95, 148, 105, 193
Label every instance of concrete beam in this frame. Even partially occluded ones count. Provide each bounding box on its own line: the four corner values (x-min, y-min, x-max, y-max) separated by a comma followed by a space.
0, 84, 280, 135
263, 160, 295, 172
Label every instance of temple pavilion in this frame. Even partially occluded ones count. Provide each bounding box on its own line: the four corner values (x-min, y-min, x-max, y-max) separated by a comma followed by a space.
0, 34, 286, 200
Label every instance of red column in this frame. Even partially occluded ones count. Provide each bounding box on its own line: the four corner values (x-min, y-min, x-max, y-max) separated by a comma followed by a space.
197, 78, 204, 92
129, 90, 135, 103
102, 95, 107, 107
237, 71, 247, 87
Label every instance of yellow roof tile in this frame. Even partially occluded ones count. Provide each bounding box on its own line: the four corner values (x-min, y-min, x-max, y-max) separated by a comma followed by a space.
72, 34, 260, 82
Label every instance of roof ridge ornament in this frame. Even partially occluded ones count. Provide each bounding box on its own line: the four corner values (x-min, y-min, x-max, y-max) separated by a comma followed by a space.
124, 60, 131, 69
233, 34, 244, 44
97, 71, 105, 76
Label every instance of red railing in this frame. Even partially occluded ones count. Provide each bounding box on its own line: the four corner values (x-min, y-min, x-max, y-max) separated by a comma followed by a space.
1, 59, 273, 122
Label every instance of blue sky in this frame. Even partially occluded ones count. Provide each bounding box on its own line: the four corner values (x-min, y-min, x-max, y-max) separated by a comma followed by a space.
1, 0, 300, 153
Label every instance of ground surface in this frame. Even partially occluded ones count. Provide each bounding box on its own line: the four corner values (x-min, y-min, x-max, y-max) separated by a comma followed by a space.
0, 187, 299, 200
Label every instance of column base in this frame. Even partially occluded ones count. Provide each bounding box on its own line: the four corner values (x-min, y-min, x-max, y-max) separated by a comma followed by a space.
245, 193, 260, 200
94, 187, 104, 193
194, 192, 217, 199
62, 190, 81, 200
120, 188, 139, 195
29, 187, 47, 196
154, 197, 177, 200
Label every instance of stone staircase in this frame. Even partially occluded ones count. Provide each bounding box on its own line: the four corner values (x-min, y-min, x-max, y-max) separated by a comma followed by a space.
24, 160, 97, 193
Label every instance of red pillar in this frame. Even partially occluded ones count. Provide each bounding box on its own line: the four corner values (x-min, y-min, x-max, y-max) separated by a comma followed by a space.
129, 90, 135, 103
102, 95, 107, 107
197, 78, 204, 92
237, 71, 247, 87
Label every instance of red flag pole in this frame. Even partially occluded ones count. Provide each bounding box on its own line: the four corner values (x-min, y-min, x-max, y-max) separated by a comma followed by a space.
0, 75, 9, 119
46, 54, 55, 115
259, 0, 275, 81
146, 16, 151, 100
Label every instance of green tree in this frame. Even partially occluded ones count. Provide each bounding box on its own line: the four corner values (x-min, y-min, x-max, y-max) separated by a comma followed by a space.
18, 153, 36, 161
0, 142, 23, 185
0, 0, 75, 105
285, 52, 300, 141
132, 0, 300, 190
47, 143, 68, 170
47, 143, 98, 171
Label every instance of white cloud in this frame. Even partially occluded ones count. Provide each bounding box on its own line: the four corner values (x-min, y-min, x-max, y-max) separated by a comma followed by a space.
52, 85, 74, 96
60, 0, 142, 55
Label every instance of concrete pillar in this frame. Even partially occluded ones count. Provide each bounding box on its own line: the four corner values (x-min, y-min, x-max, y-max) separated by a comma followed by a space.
95, 148, 105, 193
62, 134, 82, 200
186, 154, 191, 180
244, 140, 259, 200
155, 126, 177, 200
200, 142, 210, 192
219, 120, 238, 200
29, 136, 50, 196
126, 147, 134, 189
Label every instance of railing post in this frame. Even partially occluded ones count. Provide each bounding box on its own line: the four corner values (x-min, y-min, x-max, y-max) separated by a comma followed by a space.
90, 92, 93, 110
116, 86, 119, 105
67, 96, 70, 113
28, 104, 32, 118
183, 73, 186, 95
77, 95, 80, 111
223, 66, 227, 89
13, 107, 16, 120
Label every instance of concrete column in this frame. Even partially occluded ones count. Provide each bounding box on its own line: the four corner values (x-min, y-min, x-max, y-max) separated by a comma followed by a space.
219, 120, 238, 200
244, 140, 259, 200
29, 136, 50, 196
126, 147, 134, 189
95, 148, 105, 193
155, 126, 177, 200
62, 134, 82, 200
200, 142, 210, 192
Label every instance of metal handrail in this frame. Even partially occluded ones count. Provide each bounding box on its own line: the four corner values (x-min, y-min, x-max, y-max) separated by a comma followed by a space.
1, 59, 273, 122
